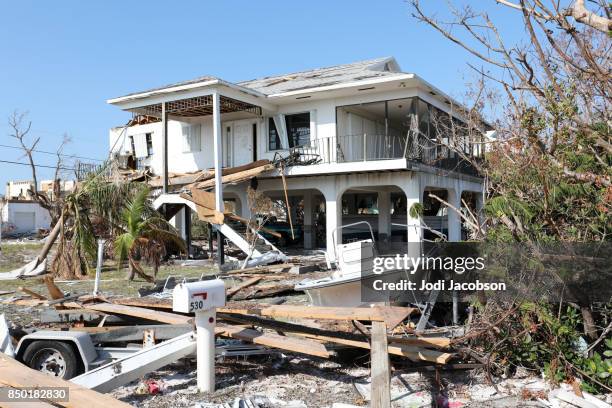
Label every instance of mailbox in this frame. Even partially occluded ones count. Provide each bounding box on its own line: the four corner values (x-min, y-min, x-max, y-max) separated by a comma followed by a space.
172, 279, 226, 314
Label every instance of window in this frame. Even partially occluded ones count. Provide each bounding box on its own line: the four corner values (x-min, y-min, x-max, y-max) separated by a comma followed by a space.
268, 118, 282, 151
182, 124, 201, 152
285, 112, 310, 148
268, 113, 311, 151
128, 135, 135, 155
146, 133, 153, 156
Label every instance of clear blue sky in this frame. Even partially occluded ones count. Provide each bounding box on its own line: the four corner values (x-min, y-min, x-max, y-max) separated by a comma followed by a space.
0, 0, 523, 191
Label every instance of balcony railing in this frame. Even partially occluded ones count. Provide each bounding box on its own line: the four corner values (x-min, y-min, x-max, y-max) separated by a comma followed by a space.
291, 133, 482, 176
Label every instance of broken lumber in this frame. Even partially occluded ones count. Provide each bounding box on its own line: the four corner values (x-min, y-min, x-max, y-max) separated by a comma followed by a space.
0, 353, 132, 408
226, 277, 262, 298
217, 305, 415, 329
371, 321, 391, 408
194, 163, 276, 190
215, 324, 329, 358
18, 287, 47, 300
231, 283, 297, 300
84, 303, 192, 325
294, 333, 453, 363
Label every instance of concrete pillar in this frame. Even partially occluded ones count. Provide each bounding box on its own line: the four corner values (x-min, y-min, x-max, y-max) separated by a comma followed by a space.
212, 92, 224, 265
377, 190, 391, 253
447, 189, 461, 242
303, 191, 314, 249
324, 191, 342, 261
162, 103, 168, 194
401, 175, 421, 257
184, 206, 192, 257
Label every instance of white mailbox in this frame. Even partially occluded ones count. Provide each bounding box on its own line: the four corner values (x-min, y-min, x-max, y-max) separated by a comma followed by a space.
172, 278, 225, 393
172, 279, 226, 314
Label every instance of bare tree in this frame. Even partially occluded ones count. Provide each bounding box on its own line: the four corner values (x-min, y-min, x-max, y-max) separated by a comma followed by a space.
8, 111, 70, 225
408, 0, 611, 340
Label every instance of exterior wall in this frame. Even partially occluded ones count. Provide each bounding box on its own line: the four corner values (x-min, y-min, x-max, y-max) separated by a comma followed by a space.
40, 179, 76, 199
108, 84, 470, 177
6, 181, 34, 200
1, 201, 52, 234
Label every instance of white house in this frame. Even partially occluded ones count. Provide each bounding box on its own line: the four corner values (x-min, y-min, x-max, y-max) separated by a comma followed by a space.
1, 200, 52, 236
2, 179, 74, 236
107, 57, 487, 259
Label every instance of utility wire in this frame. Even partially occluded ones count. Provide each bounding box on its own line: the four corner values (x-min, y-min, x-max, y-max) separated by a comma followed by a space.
0, 143, 104, 162
0, 159, 76, 171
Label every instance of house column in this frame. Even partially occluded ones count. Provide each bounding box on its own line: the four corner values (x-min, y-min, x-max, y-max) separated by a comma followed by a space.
303, 191, 314, 249
212, 92, 224, 264
447, 189, 461, 242
378, 189, 391, 252
324, 191, 342, 261
184, 206, 192, 258
400, 175, 421, 257
162, 102, 169, 194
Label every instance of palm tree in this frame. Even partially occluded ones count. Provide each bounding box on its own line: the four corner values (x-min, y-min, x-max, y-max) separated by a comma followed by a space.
114, 186, 185, 282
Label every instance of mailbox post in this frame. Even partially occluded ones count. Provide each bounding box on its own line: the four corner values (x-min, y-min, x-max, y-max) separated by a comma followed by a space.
173, 279, 225, 392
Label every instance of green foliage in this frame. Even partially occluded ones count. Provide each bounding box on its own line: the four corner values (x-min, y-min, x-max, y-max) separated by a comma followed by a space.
480, 304, 611, 392
191, 212, 209, 239
409, 202, 424, 218
114, 185, 185, 279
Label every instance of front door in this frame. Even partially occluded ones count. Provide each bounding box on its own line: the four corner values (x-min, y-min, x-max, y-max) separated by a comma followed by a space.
231, 120, 255, 166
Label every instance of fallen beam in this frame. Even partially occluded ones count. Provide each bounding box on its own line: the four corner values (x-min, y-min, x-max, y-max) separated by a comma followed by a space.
84, 303, 192, 325
215, 324, 329, 358
218, 305, 415, 329
194, 163, 276, 190
0, 353, 132, 408
295, 333, 453, 364
226, 277, 262, 298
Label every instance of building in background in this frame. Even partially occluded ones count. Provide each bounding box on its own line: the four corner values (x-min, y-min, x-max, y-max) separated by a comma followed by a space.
2, 179, 75, 236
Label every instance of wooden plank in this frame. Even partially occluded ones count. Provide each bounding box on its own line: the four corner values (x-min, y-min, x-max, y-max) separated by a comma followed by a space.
194, 164, 276, 190
371, 321, 391, 408
294, 333, 453, 363
217, 305, 415, 329
0, 353, 133, 408
43, 275, 65, 300
215, 324, 329, 358
18, 287, 47, 300
188, 188, 217, 210
386, 343, 453, 364
226, 277, 261, 298
387, 335, 451, 348
84, 303, 191, 325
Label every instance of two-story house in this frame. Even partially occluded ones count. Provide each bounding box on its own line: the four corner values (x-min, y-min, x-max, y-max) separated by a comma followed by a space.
108, 57, 487, 260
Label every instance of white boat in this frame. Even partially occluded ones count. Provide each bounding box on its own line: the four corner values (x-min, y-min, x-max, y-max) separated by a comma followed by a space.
295, 222, 408, 307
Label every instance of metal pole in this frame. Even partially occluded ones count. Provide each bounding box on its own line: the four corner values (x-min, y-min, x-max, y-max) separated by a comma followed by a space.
195, 308, 216, 392
93, 239, 105, 296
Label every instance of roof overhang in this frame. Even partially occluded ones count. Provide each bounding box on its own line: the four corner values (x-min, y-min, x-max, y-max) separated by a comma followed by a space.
108, 81, 277, 116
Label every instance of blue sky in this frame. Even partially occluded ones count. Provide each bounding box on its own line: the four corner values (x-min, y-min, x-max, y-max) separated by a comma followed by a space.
0, 0, 523, 191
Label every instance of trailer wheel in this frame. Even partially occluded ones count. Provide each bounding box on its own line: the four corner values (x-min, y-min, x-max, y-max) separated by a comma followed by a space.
21, 340, 78, 380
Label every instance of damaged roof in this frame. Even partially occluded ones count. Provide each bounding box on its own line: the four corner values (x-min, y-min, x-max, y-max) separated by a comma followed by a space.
109, 57, 410, 103
237, 56, 407, 95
